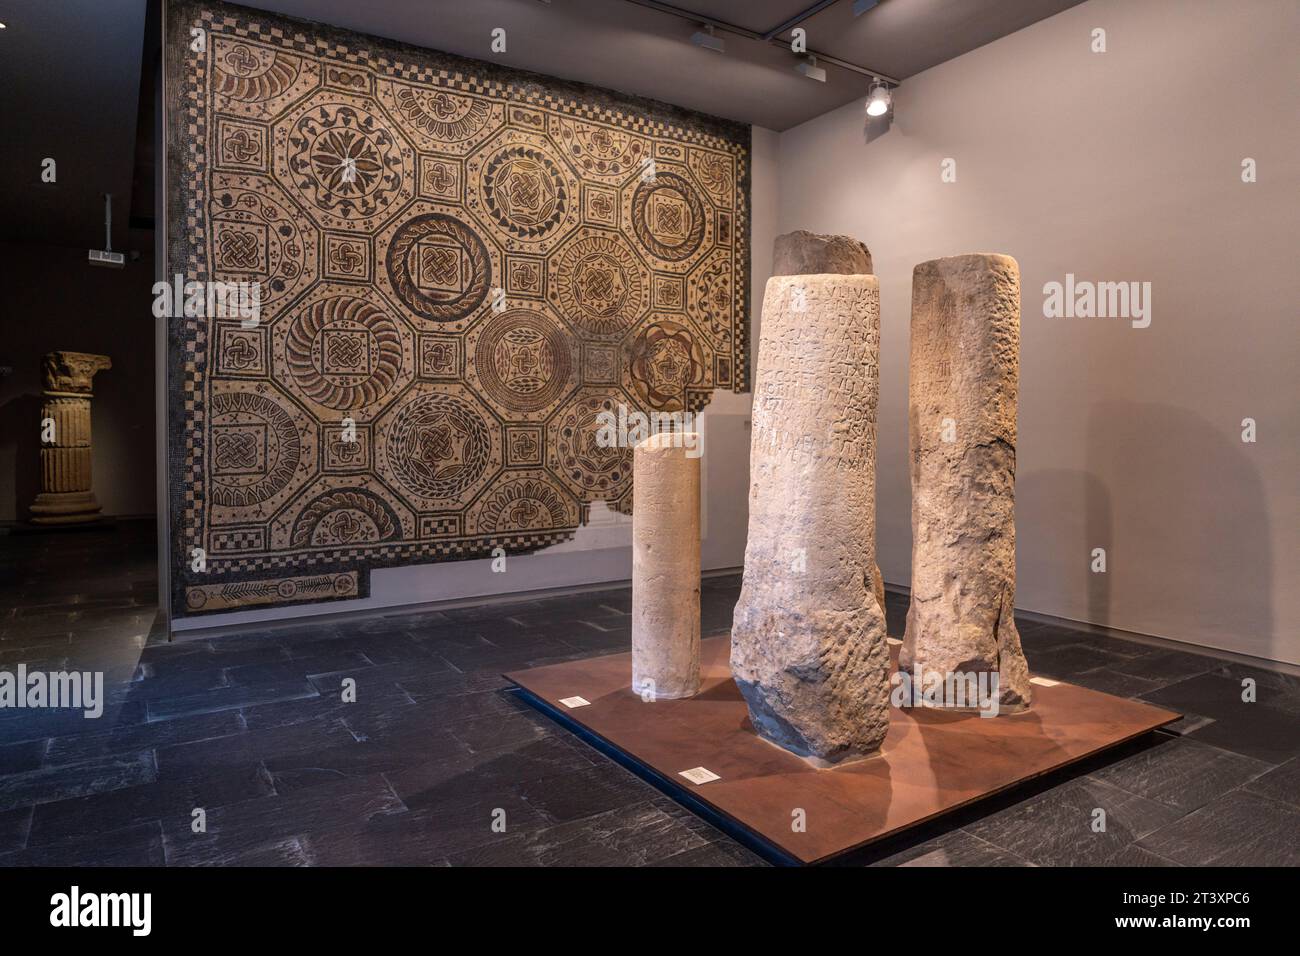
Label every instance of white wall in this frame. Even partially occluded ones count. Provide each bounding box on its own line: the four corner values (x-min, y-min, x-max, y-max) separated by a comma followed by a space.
172, 126, 780, 631
775, 0, 1298, 663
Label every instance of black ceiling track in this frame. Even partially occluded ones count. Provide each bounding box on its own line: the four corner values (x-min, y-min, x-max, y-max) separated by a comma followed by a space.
619, 0, 900, 85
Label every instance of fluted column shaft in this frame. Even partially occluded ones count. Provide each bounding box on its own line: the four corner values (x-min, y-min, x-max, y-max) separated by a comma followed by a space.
29, 351, 111, 525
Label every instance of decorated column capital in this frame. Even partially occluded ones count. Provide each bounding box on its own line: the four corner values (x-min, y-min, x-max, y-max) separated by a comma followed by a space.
41, 351, 113, 396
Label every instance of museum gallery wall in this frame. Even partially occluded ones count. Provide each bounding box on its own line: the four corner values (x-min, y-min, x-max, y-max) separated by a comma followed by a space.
164, 0, 751, 617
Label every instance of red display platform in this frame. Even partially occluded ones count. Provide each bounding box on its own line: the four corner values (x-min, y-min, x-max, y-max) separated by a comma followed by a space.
507, 635, 1180, 865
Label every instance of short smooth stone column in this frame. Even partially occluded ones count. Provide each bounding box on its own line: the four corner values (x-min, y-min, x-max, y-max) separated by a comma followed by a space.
631, 432, 701, 700
902, 253, 1032, 711
731, 273, 890, 764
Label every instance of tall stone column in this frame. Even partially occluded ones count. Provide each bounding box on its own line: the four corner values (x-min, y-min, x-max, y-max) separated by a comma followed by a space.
731, 273, 890, 765
631, 432, 701, 700
902, 254, 1031, 711
770, 230, 886, 612
29, 351, 113, 526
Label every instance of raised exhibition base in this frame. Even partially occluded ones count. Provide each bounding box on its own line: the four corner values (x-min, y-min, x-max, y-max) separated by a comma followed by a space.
507, 635, 1180, 865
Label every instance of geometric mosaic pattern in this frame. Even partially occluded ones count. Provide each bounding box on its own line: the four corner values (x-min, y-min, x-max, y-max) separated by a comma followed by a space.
166, 1, 751, 616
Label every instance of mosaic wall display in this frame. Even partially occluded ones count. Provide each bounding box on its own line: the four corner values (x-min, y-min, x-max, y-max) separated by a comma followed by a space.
166, 1, 751, 616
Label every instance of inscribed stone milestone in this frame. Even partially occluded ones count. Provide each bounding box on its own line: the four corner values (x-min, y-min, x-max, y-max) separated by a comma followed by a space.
902, 253, 1031, 711
631, 433, 701, 700
731, 274, 890, 763
769, 229, 884, 612
165, 0, 750, 616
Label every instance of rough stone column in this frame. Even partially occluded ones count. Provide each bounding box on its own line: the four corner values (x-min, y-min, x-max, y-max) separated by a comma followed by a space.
631, 432, 701, 700
772, 229, 873, 277
770, 229, 886, 611
731, 273, 890, 764
29, 351, 112, 525
902, 254, 1031, 711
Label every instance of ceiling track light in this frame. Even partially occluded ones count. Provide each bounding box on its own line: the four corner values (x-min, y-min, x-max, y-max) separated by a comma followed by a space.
622, 0, 897, 83
795, 55, 826, 82
863, 77, 894, 143
865, 78, 892, 117
689, 23, 725, 54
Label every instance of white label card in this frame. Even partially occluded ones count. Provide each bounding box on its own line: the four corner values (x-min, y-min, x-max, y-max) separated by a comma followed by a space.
679, 766, 720, 785
1029, 677, 1060, 687
558, 696, 591, 708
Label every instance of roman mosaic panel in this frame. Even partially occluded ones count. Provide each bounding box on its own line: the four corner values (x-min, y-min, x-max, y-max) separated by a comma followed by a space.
166, 0, 751, 615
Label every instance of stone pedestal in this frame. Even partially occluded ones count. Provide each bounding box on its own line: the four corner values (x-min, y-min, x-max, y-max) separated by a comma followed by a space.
902, 254, 1031, 711
631, 432, 701, 700
29, 351, 112, 526
731, 273, 890, 765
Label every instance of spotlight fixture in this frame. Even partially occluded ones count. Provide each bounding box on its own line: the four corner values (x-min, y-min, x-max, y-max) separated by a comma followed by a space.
795, 55, 826, 83
863, 77, 894, 143
865, 78, 891, 116
852, 0, 880, 15
689, 24, 724, 54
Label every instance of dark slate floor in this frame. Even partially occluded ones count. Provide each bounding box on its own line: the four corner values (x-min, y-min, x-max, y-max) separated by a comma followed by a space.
1, 520, 1296, 866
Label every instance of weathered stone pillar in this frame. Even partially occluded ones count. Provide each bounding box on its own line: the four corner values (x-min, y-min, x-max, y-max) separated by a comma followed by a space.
770, 229, 886, 612
731, 273, 890, 764
631, 432, 701, 700
902, 254, 1031, 711
772, 229, 873, 278
29, 351, 112, 525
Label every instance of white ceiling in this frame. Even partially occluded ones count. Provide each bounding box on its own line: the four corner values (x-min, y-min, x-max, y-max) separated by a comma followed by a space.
241, 0, 1087, 131
0, 0, 1088, 249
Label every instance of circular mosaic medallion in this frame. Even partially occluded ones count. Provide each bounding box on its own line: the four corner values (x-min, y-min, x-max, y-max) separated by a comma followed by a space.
554, 393, 632, 495
630, 171, 706, 262
480, 145, 569, 239
692, 152, 734, 199
628, 319, 704, 410
209, 392, 302, 507
286, 103, 402, 219
473, 309, 573, 413
477, 478, 572, 533
289, 488, 399, 548
386, 213, 491, 322
551, 235, 646, 337
385, 393, 493, 500
285, 295, 403, 410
